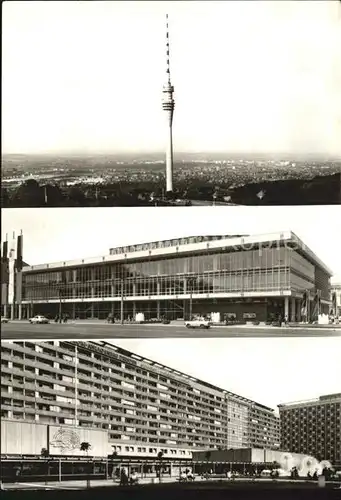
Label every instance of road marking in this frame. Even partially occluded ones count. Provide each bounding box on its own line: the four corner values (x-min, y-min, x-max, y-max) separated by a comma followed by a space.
14, 482, 79, 490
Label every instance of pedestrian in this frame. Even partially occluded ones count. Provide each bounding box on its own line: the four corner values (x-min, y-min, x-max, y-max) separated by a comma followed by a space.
120, 468, 128, 486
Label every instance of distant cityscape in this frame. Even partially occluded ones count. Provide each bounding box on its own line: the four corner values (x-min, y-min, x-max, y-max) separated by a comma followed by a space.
2, 153, 340, 207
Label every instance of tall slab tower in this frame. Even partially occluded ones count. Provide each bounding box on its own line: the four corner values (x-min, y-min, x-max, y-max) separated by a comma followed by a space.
162, 14, 175, 193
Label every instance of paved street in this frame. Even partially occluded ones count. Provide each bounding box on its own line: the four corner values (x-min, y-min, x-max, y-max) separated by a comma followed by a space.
2, 477, 340, 491
1, 321, 341, 340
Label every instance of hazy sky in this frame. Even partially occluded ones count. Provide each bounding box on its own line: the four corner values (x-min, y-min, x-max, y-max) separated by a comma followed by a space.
2, 205, 341, 280
2, 1, 341, 156
111, 337, 341, 411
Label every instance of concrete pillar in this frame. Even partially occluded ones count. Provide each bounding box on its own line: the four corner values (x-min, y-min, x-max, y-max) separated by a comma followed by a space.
297, 299, 301, 322
166, 123, 174, 192
284, 297, 289, 320
4, 305, 8, 318
91, 268, 95, 302
91, 303, 94, 319
18, 304, 22, 320
10, 304, 15, 320
132, 301, 136, 319
157, 300, 160, 319
72, 303, 76, 320
290, 298, 295, 322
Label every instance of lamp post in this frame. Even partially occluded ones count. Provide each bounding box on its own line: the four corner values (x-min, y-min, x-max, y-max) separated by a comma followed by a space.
120, 278, 124, 325
59, 288, 62, 323
187, 277, 197, 320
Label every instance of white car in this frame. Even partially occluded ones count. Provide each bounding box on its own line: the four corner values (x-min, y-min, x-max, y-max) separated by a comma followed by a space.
1, 317, 9, 323
184, 318, 211, 329
29, 315, 49, 324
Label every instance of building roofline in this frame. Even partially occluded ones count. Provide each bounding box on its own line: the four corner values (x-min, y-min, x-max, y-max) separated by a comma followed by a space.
278, 393, 341, 408
69, 340, 276, 414
21, 231, 333, 276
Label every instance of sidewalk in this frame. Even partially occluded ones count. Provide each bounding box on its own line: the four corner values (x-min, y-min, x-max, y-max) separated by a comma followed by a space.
3, 477, 177, 490
8, 319, 341, 329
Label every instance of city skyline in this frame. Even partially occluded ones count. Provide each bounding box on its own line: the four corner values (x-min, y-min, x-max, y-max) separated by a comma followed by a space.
2, 206, 341, 280
107, 337, 341, 411
2, 1, 341, 157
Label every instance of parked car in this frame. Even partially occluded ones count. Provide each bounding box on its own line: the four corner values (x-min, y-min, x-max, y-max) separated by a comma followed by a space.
184, 318, 211, 329
1, 317, 9, 323
29, 315, 50, 324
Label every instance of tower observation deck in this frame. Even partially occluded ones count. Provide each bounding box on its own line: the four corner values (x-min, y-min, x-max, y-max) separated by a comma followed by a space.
162, 14, 175, 193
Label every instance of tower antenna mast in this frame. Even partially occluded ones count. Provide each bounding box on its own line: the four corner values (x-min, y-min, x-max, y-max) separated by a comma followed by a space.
162, 13, 175, 193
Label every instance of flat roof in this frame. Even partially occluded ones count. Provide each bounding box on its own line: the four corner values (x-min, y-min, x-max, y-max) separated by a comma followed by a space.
109, 235, 246, 255
22, 231, 333, 276
69, 341, 277, 414
278, 393, 341, 408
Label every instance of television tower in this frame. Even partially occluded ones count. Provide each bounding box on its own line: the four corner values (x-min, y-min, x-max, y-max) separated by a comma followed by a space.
162, 14, 175, 193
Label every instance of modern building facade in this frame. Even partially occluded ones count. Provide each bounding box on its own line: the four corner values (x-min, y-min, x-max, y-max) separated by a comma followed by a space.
278, 394, 341, 466
1, 231, 332, 322
1, 341, 280, 458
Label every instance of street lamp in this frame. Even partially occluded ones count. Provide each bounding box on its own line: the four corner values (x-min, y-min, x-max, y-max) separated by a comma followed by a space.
58, 276, 66, 323
187, 277, 197, 320
120, 278, 124, 325
59, 287, 63, 323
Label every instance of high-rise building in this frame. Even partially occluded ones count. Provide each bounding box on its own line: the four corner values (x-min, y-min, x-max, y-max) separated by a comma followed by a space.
162, 14, 175, 193
1, 231, 332, 322
278, 394, 341, 466
1, 341, 280, 458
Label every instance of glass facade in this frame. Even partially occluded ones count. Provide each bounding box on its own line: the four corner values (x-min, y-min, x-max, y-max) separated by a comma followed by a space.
22, 247, 318, 302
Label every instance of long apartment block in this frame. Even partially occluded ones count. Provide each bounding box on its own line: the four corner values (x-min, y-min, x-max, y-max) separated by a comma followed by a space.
1, 341, 280, 458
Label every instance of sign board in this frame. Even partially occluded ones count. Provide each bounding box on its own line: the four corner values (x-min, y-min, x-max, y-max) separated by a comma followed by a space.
243, 313, 256, 319
49, 426, 108, 457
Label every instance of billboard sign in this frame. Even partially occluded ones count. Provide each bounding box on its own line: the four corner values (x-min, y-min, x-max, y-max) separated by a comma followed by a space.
49, 425, 108, 457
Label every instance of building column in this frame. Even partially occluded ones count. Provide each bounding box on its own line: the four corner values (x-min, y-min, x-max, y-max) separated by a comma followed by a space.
91, 268, 95, 311
284, 297, 289, 320
18, 304, 22, 320
72, 303, 76, 320
157, 300, 160, 319
4, 304, 8, 318
10, 304, 15, 320
133, 301, 136, 319
290, 298, 296, 322
91, 303, 94, 319
297, 299, 301, 322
